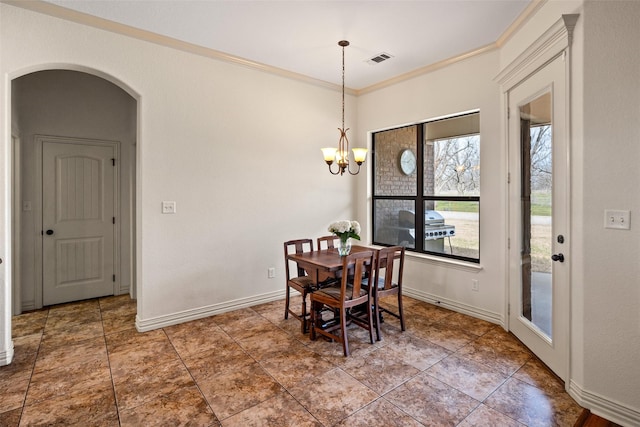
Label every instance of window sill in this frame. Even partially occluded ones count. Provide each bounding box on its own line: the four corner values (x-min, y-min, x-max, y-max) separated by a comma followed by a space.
405, 251, 483, 272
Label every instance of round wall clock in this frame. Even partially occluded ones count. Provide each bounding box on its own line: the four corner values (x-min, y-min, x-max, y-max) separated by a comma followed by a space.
399, 149, 416, 175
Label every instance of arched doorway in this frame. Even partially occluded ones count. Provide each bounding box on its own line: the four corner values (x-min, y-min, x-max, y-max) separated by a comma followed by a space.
11, 68, 138, 313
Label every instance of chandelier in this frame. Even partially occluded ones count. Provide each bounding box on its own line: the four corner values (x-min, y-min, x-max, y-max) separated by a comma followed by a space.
321, 40, 367, 175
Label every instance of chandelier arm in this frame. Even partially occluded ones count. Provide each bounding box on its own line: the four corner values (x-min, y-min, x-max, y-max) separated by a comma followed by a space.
328, 163, 341, 175
347, 162, 362, 175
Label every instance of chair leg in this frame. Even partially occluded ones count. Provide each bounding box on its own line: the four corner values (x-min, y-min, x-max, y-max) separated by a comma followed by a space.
300, 292, 308, 334
398, 293, 406, 332
284, 285, 290, 320
340, 307, 349, 357
310, 300, 317, 340
367, 300, 374, 345
374, 296, 382, 341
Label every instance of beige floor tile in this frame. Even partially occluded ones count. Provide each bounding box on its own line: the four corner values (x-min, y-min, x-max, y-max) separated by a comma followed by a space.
288, 367, 378, 426
99, 294, 137, 314
34, 336, 108, 375
456, 339, 533, 377
259, 344, 335, 389
113, 359, 196, 411
383, 333, 451, 371
438, 312, 496, 337
405, 301, 455, 322
182, 340, 254, 382
0, 407, 22, 427
410, 321, 479, 352
484, 378, 583, 427
44, 308, 102, 332
0, 373, 30, 413
164, 316, 232, 356
11, 310, 48, 338
118, 385, 218, 427
108, 338, 181, 380
102, 312, 137, 335
513, 356, 566, 394
40, 319, 105, 348
334, 398, 424, 427
384, 372, 480, 426
458, 404, 526, 427
19, 380, 118, 426
47, 299, 100, 314
26, 358, 111, 405
221, 391, 322, 427
426, 354, 508, 401
341, 345, 420, 394
198, 361, 284, 420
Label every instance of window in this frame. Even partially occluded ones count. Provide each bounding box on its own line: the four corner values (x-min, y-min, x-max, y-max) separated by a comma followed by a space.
372, 112, 480, 262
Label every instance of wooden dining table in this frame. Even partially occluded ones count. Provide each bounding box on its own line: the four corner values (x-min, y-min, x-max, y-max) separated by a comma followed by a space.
286, 244, 380, 287
287, 244, 381, 332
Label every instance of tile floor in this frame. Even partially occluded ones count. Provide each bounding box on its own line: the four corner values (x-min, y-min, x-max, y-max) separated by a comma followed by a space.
1, 294, 584, 426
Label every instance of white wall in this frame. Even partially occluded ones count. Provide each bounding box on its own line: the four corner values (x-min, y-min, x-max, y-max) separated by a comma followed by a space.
12, 70, 137, 310
356, 50, 504, 323
580, 0, 640, 417
0, 3, 361, 344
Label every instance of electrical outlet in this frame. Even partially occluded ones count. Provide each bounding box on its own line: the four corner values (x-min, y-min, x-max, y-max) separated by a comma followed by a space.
161, 201, 176, 214
267, 267, 275, 279
604, 209, 630, 230
472, 279, 479, 292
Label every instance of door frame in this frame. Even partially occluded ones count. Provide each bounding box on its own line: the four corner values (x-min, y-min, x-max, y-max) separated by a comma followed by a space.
496, 14, 578, 384
34, 135, 120, 308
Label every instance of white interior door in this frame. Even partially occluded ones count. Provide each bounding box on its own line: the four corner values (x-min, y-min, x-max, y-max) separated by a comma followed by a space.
42, 141, 116, 306
508, 54, 570, 381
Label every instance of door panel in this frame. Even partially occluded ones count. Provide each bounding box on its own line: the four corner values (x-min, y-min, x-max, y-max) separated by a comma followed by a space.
508, 54, 569, 381
43, 141, 115, 305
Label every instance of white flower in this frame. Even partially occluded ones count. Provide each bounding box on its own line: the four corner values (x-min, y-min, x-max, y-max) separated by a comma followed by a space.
328, 220, 361, 240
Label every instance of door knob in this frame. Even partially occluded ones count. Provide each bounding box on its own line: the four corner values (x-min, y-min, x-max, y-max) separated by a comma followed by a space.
46, 229, 54, 235
551, 253, 564, 262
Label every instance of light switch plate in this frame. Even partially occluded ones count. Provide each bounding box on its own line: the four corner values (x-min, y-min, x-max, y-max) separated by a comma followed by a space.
604, 209, 630, 230
162, 201, 176, 214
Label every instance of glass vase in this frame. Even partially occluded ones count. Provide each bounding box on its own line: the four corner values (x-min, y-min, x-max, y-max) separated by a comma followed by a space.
338, 237, 351, 256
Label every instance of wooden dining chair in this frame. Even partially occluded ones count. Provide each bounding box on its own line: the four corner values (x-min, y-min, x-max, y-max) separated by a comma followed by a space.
368, 245, 406, 341
309, 250, 376, 356
284, 239, 316, 333
317, 235, 340, 250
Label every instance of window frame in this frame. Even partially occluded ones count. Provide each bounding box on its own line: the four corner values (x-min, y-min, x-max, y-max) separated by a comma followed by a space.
371, 113, 480, 263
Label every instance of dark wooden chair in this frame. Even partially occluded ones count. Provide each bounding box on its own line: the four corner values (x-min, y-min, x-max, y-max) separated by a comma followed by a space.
317, 235, 340, 250
310, 250, 376, 356
284, 239, 316, 333
368, 245, 406, 341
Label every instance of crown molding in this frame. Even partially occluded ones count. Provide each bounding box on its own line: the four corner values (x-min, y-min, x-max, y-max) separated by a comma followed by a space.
2, 0, 350, 94
3, 0, 542, 97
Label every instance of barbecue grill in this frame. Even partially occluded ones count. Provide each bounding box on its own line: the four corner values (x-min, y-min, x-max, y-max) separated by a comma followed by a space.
398, 209, 455, 252
423, 210, 456, 240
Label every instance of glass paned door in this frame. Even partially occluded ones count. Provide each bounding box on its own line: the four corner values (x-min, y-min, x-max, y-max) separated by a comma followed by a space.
508, 54, 569, 381
520, 94, 552, 338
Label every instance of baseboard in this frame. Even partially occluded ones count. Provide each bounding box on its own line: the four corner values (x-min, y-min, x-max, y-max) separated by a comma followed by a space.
403, 287, 504, 327
0, 342, 14, 367
569, 380, 640, 427
135, 289, 286, 332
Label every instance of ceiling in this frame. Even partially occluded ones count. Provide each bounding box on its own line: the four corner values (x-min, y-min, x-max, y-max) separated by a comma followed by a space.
40, 0, 533, 91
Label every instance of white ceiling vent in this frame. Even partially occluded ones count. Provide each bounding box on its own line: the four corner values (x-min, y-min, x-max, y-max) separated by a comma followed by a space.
367, 52, 393, 65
